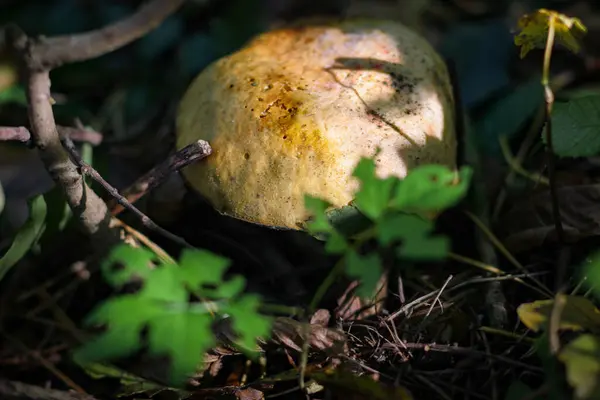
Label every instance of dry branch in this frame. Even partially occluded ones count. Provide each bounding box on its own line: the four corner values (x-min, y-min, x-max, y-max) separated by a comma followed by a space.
26, 71, 112, 241
60, 134, 196, 248
109, 140, 212, 215
3, 0, 187, 246
0, 126, 103, 146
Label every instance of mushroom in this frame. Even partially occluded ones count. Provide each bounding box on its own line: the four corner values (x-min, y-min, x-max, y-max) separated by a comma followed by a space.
176, 18, 456, 230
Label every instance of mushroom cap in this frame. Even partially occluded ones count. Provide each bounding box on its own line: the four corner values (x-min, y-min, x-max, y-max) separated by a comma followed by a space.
176, 18, 456, 230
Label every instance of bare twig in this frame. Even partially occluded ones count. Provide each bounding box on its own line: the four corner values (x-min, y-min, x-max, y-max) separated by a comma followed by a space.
385, 272, 549, 322
60, 135, 193, 249
57, 126, 103, 146
3, 0, 186, 246
0, 126, 31, 144
109, 140, 212, 215
0, 126, 103, 146
464, 210, 553, 297
448, 252, 550, 297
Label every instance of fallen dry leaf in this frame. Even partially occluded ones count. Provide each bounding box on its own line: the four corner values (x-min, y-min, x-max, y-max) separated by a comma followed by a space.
236, 387, 264, 400
517, 294, 600, 333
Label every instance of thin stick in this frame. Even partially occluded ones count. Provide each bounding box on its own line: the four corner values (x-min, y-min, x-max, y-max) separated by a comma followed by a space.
448, 252, 551, 298
0, 126, 103, 146
464, 210, 553, 297
60, 135, 193, 248
0, 126, 32, 143
385, 272, 548, 322
425, 275, 452, 319
109, 140, 212, 215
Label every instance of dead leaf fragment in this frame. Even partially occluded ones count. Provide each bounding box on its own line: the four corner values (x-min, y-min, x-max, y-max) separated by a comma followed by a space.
517, 294, 600, 333
236, 387, 264, 400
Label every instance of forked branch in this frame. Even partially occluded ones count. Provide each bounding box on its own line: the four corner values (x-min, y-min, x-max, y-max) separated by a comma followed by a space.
3, 0, 187, 246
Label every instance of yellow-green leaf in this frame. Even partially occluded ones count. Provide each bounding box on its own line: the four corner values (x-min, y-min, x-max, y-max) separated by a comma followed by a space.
514, 9, 587, 58
517, 295, 600, 333
558, 334, 600, 400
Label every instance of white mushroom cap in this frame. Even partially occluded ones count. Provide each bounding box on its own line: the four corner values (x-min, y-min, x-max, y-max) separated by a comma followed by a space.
176, 18, 457, 230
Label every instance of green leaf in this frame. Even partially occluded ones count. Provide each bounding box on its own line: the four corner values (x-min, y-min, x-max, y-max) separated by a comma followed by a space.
178, 249, 246, 299
101, 244, 160, 287
177, 249, 231, 289
0, 85, 27, 105
352, 157, 398, 220
75, 296, 163, 363
0, 195, 47, 283
140, 266, 187, 303
76, 244, 272, 387
376, 213, 432, 246
392, 165, 472, 213
225, 294, 272, 354
550, 95, 600, 157
325, 231, 349, 254
304, 195, 334, 235
147, 312, 214, 384
558, 334, 600, 400
345, 250, 383, 299
398, 235, 450, 261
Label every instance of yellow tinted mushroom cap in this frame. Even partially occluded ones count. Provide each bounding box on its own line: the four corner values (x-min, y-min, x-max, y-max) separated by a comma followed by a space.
176, 18, 457, 230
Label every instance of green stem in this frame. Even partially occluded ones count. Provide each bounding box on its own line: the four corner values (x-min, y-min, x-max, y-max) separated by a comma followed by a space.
543, 15, 568, 357
542, 15, 565, 244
